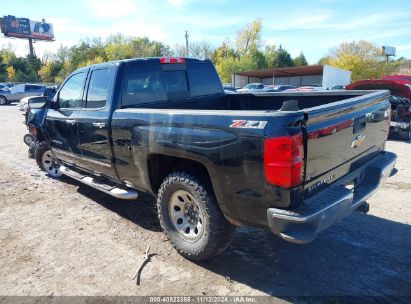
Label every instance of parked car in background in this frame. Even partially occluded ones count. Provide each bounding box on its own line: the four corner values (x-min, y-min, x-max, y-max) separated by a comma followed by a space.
0, 83, 15, 91
382, 75, 411, 85
0, 84, 10, 91
0, 84, 46, 105
346, 79, 411, 141
236, 83, 264, 93
328, 84, 346, 90
262, 85, 298, 92
284, 86, 324, 92
223, 85, 237, 92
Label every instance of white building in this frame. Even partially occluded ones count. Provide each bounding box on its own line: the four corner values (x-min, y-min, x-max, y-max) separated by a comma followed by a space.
232, 64, 352, 89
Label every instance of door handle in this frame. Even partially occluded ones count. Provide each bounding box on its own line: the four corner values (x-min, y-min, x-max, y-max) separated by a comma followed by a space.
92, 122, 106, 129
65, 119, 76, 125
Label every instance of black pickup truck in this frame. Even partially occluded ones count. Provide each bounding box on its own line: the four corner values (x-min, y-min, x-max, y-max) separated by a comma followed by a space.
33, 57, 396, 261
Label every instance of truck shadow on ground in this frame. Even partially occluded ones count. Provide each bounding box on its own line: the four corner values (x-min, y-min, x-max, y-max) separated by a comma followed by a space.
62, 177, 411, 298
61, 176, 162, 232
202, 213, 411, 298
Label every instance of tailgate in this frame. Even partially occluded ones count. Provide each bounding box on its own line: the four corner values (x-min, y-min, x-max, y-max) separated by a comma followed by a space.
303, 90, 390, 197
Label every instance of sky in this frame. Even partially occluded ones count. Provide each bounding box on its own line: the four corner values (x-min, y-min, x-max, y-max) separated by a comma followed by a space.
1, 0, 411, 64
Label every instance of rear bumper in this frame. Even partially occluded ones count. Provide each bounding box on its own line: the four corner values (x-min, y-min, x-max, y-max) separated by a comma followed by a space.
267, 151, 397, 244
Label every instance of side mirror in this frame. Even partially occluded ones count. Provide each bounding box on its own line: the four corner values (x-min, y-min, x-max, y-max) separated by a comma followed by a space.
28, 96, 49, 109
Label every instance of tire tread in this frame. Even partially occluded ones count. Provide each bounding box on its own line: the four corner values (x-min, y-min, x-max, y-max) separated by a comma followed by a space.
157, 171, 235, 261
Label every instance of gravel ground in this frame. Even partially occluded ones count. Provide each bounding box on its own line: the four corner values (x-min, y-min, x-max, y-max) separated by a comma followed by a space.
0, 104, 410, 301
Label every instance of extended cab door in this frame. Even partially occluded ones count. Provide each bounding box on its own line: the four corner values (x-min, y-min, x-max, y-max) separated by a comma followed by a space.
74, 66, 115, 177
46, 71, 88, 163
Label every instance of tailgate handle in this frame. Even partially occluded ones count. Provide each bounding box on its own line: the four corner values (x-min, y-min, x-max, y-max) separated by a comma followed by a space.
353, 116, 367, 133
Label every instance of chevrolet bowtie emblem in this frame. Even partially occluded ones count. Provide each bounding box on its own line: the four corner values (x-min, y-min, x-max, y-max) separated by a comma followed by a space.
351, 134, 366, 148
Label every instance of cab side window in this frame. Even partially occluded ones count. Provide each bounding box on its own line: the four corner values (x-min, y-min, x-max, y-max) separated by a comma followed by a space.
86, 68, 111, 109
58, 72, 87, 109
122, 65, 188, 107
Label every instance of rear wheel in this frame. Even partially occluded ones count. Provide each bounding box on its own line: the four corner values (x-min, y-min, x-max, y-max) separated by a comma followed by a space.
157, 171, 236, 261
35, 142, 62, 177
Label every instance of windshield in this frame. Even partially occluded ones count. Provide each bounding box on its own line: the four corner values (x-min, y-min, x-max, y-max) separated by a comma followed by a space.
243, 84, 257, 89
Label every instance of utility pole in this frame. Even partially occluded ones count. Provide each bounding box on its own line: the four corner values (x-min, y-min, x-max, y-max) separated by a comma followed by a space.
184, 30, 189, 57
28, 38, 34, 57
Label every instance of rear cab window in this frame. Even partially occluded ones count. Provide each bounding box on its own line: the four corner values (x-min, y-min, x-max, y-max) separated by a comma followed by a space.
86, 68, 112, 109
121, 60, 222, 107
186, 61, 223, 97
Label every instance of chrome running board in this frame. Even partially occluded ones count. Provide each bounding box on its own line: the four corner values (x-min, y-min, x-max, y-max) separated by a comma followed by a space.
60, 165, 138, 200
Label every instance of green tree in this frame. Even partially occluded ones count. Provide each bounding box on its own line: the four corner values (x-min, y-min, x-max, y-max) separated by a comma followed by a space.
321, 40, 404, 81
265, 45, 295, 68
130, 37, 168, 57
275, 46, 294, 68
38, 60, 63, 83
293, 52, 308, 66
105, 42, 134, 61
236, 19, 262, 56
246, 46, 267, 70
38, 61, 54, 82
264, 45, 277, 68
214, 56, 238, 83
212, 41, 236, 65
6, 66, 16, 81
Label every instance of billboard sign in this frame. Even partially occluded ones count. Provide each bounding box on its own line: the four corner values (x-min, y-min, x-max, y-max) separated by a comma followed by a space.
382, 46, 396, 57
1, 15, 54, 41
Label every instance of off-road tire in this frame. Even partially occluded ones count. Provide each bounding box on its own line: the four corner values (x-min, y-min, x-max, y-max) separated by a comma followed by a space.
157, 171, 236, 261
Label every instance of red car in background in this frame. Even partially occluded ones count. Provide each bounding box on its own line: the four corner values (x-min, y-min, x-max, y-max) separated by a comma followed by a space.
346, 79, 411, 141
382, 75, 411, 85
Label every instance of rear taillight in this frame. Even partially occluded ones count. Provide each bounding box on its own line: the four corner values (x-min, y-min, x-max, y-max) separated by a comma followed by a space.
160, 57, 185, 64
264, 133, 304, 188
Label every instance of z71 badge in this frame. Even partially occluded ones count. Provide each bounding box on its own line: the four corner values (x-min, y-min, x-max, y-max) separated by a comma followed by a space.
229, 120, 268, 129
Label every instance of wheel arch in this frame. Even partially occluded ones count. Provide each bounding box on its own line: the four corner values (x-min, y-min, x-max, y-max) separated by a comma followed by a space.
147, 154, 214, 195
